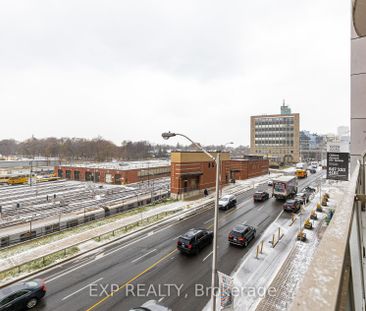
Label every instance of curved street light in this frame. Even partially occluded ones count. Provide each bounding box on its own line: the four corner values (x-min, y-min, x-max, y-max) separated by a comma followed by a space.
162, 131, 221, 311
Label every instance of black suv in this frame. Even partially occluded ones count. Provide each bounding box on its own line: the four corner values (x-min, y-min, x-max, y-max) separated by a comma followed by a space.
177, 228, 213, 254
0, 279, 46, 311
228, 224, 256, 247
253, 191, 270, 202
294, 192, 311, 205
283, 199, 301, 213
304, 186, 316, 194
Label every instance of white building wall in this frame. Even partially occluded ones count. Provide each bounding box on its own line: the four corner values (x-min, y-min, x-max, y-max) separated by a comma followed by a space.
351, 0, 366, 168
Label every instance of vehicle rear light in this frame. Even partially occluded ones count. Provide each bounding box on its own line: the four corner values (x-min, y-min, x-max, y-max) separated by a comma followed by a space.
40, 280, 47, 291
228, 234, 233, 239
187, 244, 192, 249
238, 237, 245, 241
177, 241, 181, 246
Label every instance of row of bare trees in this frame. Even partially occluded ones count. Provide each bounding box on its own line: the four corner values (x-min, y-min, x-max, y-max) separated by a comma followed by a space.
0, 137, 250, 162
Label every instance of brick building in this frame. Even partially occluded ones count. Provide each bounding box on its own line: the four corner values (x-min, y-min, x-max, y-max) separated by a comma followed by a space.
55, 160, 170, 185
170, 151, 269, 199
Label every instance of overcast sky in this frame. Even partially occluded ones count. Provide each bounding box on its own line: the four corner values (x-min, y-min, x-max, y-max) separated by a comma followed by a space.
0, 1, 349, 146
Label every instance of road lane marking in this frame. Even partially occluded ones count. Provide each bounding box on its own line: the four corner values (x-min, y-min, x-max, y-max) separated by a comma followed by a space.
45, 206, 211, 282
158, 297, 165, 303
85, 248, 177, 311
202, 251, 213, 262
62, 277, 103, 301
45, 184, 273, 283
131, 249, 157, 263
204, 217, 214, 224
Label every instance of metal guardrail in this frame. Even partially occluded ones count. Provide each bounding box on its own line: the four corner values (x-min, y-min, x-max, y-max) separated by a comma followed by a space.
291, 160, 366, 310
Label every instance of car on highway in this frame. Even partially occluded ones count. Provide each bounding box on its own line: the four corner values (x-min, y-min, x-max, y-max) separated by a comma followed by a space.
294, 192, 311, 205
304, 186, 316, 194
309, 166, 317, 174
0, 279, 46, 310
228, 224, 256, 247
177, 228, 213, 255
129, 299, 172, 311
283, 199, 301, 213
253, 191, 270, 202
218, 194, 237, 211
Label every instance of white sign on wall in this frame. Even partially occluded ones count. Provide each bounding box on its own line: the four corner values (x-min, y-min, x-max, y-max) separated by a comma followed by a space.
327, 142, 349, 153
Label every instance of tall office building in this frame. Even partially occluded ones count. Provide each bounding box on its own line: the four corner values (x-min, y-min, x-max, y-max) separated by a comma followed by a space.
250, 103, 300, 164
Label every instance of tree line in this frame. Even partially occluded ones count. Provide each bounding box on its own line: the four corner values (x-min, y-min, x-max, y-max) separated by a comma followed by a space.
0, 137, 249, 162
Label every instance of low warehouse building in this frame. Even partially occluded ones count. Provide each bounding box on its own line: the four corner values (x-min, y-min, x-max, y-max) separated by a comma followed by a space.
170, 151, 269, 199
55, 160, 170, 185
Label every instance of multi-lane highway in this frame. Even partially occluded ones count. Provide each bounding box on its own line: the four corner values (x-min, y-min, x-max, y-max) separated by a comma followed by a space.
29, 172, 322, 311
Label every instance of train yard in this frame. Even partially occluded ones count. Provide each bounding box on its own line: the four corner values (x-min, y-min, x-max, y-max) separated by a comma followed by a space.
0, 178, 170, 247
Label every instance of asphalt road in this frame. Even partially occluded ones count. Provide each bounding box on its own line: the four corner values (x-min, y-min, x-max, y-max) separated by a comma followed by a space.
29, 172, 323, 311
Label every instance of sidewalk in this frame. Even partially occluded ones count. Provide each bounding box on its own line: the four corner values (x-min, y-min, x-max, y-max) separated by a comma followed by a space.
255, 213, 326, 311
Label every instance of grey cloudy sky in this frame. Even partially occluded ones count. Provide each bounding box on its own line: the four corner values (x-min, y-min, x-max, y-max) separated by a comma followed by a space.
0, 0, 349, 146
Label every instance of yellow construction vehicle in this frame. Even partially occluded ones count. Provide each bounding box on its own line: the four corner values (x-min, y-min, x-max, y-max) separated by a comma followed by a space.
297, 230, 307, 241
304, 218, 313, 229
310, 210, 318, 220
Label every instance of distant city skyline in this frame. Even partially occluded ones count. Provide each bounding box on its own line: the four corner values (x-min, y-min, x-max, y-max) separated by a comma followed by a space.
0, 1, 349, 146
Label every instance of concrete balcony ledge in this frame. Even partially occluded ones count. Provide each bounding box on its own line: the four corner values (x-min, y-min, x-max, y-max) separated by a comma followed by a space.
290, 165, 361, 310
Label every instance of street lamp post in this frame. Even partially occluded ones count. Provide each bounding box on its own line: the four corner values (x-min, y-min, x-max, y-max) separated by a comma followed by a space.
219, 142, 234, 197
162, 131, 221, 311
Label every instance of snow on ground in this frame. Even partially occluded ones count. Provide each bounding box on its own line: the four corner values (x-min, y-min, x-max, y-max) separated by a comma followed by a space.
255, 213, 327, 311
202, 184, 331, 311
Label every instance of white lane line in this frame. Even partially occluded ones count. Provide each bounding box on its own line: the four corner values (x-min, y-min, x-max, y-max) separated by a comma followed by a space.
95, 252, 104, 260
46, 221, 184, 282
258, 205, 265, 211
158, 297, 165, 303
131, 249, 157, 263
204, 217, 214, 224
43, 188, 256, 283
202, 251, 213, 262
62, 277, 103, 301
46, 235, 149, 282
172, 235, 181, 240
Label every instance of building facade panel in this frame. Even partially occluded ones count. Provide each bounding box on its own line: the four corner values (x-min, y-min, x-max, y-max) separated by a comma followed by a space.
250, 103, 300, 164
170, 151, 269, 199
55, 163, 170, 185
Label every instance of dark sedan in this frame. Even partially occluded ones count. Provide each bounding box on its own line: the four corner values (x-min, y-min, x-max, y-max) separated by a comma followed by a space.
283, 199, 301, 213
0, 279, 46, 311
253, 191, 270, 202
